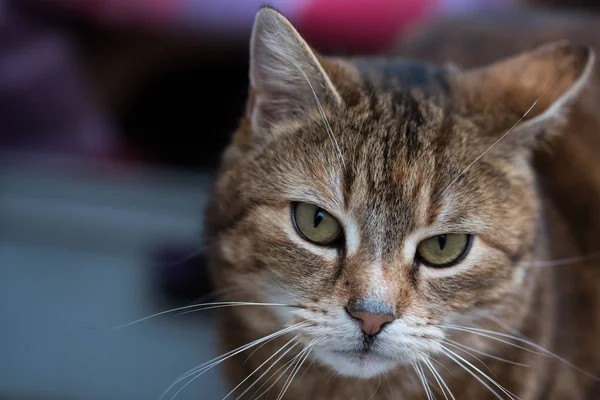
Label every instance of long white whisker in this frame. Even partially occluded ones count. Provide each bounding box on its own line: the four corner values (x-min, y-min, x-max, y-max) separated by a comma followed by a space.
413, 362, 434, 400
424, 358, 455, 400
273, 348, 305, 400
439, 325, 548, 357
403, 364, 421, 392
440, 344, 519, 400
111, 302, 296, 329
470, 320, 600, 382
276, 342, 314, 400
421, 362, 437, 400
446, 338, 529, 368
225, 336, 299, 400
422, 357, 450, 400
250, 348, 306, 400
480, 313, 529, 338
417, 350, 456, 377
175, 303, 296, 316
159, 324, 304, 400
440, 324, 600, 381
235, 341, 301, 400
296, 353, 317, 380
441, 341, 496, 375
440, 347, 505, 400
244, 330, 289, 365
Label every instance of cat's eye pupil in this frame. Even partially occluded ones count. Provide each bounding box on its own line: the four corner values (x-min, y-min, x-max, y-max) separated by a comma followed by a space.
438, 234, 447, 250
314, 209, 324, 228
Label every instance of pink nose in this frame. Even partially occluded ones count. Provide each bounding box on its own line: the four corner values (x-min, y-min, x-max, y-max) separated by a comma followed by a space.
347, 309, 395, 336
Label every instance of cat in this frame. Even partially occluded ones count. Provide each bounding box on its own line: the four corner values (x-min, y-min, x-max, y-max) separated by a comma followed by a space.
202, 6, 600, 399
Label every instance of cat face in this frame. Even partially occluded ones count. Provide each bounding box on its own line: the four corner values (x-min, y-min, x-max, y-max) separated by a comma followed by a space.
206, 7, 593, 379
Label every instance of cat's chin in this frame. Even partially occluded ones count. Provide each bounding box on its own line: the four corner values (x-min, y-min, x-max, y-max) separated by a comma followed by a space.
315, 349, 401, 379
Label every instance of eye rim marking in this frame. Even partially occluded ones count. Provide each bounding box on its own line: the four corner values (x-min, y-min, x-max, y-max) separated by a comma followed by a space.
416, 233, 473, 268
291, 202, 344, 247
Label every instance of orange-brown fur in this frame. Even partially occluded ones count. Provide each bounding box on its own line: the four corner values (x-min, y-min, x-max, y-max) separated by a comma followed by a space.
205, 6, 600, 399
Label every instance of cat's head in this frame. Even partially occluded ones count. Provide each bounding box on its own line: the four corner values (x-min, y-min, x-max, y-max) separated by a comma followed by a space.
206, 7, 594, 379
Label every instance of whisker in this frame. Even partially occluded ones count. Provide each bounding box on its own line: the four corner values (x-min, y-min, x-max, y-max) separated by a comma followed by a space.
403, 364, 420, 392
174, 303, 298, 317
413, 361, 434, 400
280, 51, 345, 170
440, 67, 566, 198
441, 341, 496, 375
445, 338, 529, 368
278, 342, 316, 399
159, 323, 304, 400
474, 318, 600, 382
438, 325, 548, 357
424, 357, 455, 400
257, 345, 307, 400
224, 335, 299, 400
523, 252, 600, 268
235, 341, 301, 400
421, 356, 451, 400
479, 313, 528, 338
249, 347, 306, 400
110, 302, 300, 329
296, 352, 317, 380
440, 344, 520, 400
439, 324, 600, 381
440, 347, 506, 400
244, 334, 282, 365
417, 351, 456, 378
276, 341, 314, 400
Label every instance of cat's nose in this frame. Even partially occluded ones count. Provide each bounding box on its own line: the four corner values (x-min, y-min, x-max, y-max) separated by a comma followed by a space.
346, 299, 395, 337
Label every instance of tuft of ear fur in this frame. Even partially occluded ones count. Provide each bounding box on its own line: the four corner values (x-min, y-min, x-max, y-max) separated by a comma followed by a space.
458, 41, 594, 137
248, 7, 342, 136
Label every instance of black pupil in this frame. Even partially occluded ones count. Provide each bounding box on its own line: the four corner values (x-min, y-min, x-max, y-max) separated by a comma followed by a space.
314, 209, 324, 228
438, 234, 447, 250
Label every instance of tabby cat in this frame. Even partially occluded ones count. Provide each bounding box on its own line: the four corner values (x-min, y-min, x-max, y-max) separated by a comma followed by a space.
203, 6, 600, 399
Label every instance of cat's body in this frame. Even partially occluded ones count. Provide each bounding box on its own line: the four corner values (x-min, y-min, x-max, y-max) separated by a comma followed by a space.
205, 7, 600, 400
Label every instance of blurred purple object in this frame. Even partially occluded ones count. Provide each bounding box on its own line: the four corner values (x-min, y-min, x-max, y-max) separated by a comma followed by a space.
0, 2, 118, 159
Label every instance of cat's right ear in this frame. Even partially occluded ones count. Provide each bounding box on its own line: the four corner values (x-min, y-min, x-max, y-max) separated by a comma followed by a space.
248, 7, 342, 136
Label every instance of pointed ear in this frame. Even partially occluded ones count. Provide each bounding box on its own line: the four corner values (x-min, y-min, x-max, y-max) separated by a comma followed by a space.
248, 7, 342, 135
457, 41, 594, 136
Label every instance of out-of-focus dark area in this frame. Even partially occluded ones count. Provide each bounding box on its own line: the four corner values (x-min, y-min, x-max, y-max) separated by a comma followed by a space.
0, 0, 598, 399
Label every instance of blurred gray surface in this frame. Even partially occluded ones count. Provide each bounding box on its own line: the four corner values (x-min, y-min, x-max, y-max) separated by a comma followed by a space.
0, 152, 227, 400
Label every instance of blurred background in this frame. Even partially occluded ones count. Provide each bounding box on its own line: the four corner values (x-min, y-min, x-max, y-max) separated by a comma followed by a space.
0, 0, 598, 399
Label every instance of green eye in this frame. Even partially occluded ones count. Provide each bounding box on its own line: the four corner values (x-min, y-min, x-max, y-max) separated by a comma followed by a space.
416, 234, 472, 267
292, 203, 342, 246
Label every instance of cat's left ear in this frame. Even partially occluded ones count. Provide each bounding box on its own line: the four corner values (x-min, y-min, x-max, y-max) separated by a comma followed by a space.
457, 41, 595, 140
248, 7, 342, 135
